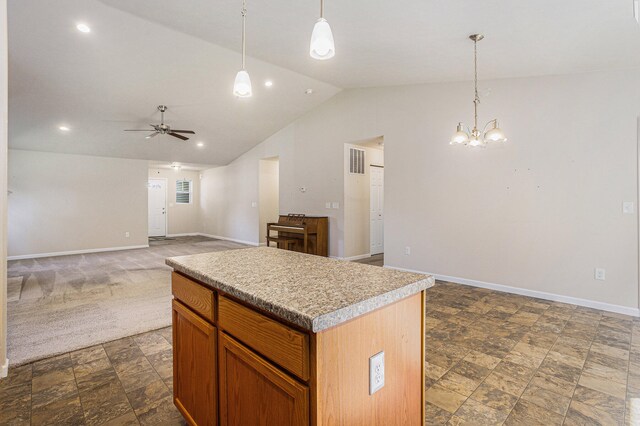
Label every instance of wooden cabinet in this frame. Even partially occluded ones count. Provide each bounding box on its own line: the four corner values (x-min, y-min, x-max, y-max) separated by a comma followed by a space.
172, 272, 424, 426
218, 332, 309, 426
172, 300, 217, 426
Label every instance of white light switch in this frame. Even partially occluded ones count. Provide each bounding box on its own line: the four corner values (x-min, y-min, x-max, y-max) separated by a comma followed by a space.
325, 202, 331, 209
332, 202, 339, 209
369, 351, 384, 395
623, 202, 634, 214
251, 201, 257, 208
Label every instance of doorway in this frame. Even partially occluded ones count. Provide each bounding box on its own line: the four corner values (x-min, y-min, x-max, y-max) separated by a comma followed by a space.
148, 178, 167, 237
370, 166, 384, 255
343, 136, 384, 259
259, 157, 280, 245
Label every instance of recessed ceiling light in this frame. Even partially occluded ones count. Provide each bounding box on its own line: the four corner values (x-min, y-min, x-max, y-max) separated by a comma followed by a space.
305, 88, 314, 95
264, 80, 273, 87
76, 23, 91, 33
58, 126, 70, 131
197, 142, 204, 147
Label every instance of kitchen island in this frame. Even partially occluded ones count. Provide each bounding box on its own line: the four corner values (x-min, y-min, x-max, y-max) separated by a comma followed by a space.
166, 246, 434, 426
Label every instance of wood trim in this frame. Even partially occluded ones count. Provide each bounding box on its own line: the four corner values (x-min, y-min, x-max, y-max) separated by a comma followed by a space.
218, 296, 310, 381
421, 290, 426, 426
172, 272, 215, 323
218, 332, 309, 426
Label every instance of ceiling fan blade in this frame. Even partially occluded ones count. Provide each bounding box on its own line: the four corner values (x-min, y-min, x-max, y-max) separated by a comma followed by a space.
145, 132, 159, 139
168, 132, 189, 141
170, 130, 195, 134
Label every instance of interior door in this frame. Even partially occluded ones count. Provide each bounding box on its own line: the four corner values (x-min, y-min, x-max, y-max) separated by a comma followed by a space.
370, 166, 384, 255
148, 178, 166, 237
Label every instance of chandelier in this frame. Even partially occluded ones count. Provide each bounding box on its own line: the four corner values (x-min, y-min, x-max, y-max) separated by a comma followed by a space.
450, 34, 507, 147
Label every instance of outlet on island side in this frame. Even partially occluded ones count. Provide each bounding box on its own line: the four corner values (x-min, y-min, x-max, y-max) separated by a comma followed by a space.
405, 246, 411, 256
594, 268, 606, 281
369, 351, 385, 395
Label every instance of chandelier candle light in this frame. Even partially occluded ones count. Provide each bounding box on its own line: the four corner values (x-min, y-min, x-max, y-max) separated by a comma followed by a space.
450, 34, 507, 147
233, 0, 252, 97
310, 0, 335, 60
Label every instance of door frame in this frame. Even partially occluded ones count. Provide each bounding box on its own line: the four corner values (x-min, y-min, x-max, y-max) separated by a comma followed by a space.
370, 164, 384, 255
148, 177, 168, 237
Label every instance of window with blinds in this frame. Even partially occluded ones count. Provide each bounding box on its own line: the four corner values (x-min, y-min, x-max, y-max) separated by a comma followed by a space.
176, 180, 192, 204
349, 148, 365, 174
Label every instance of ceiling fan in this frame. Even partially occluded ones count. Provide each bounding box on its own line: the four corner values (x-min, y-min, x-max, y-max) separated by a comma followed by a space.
124, 105, 195, 141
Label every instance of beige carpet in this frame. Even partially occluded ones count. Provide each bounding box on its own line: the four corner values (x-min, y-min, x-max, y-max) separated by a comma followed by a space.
7, 236, 247, 365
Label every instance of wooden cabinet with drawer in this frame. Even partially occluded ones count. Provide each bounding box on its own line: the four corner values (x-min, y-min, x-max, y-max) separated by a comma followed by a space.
171, 271, 425, 426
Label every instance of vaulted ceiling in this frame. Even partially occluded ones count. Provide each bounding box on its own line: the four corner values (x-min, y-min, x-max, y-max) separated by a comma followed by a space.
8, 0, 640, 166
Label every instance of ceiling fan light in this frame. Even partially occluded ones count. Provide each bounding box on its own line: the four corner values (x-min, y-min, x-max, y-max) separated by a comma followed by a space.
233, 69, 252, 97
310, 18, 335, 60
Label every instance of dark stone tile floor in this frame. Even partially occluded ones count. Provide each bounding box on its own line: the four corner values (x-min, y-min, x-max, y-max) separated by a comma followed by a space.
1, 252, 639, 425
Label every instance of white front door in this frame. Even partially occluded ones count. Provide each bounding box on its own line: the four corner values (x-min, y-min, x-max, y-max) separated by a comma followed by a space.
148, 179, 167, 237
370, 166, 384, 255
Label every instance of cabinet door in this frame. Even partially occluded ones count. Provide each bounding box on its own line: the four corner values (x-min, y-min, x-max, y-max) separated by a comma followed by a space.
219, 332, 309, 426
173, 299, 217, 426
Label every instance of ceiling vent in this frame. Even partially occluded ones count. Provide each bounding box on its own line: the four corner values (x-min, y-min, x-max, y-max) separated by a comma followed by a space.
349, 148, 365, 175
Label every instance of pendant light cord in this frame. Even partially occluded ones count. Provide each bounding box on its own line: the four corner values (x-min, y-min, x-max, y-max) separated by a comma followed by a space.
320, 0, 324, 18
473, 38, 479, 131
241, 0, 247, 69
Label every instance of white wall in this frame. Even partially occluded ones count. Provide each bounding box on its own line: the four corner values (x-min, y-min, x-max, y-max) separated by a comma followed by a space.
149, 168, 201, 236
258, 158, 279, 244
0, 0, 8, 377
200, 68, 640, 312
8, 150, 149, 257
344, 143, 384, 258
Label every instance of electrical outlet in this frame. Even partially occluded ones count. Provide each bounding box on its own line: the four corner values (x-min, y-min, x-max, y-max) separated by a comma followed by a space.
369, 351, 384, 395
405, 246, 411, 255
125, 232, 130, 238
595, 268, 606, 281
623, 202, 634, 214
251, 201, 257, 208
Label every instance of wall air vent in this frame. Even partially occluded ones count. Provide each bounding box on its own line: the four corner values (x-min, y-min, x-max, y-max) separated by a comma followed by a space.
349, 148, 365, 175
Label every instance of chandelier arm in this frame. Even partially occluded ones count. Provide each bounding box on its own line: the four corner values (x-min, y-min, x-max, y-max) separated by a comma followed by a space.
482, 119, 497, 134
320, 0, 324, 18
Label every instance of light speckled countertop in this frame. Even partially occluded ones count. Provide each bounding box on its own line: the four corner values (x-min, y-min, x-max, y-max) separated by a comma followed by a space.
166, 247, 434, 332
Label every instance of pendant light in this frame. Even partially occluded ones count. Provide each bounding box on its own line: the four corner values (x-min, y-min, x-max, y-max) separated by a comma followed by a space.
310, 0, 335, 60
450, 34, 507, 147
233, 0, 252, 97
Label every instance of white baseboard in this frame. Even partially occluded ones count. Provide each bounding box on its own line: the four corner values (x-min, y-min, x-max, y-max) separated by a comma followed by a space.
343, 253, 373, 261
7, 244, 150, 261
385, 265, 640, 318
197, 233, 259, 247
165, 233, 199, 237
0, 359, 8, 378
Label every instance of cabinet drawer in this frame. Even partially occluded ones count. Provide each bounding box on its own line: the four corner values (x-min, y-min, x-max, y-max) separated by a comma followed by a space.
218, 296, 310, 381
172, 272, 215, 323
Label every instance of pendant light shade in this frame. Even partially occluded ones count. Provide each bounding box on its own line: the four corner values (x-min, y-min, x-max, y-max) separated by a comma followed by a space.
450, 123, 470, 145
484, 120, 507, 143
310, 18, 335, 60
233, 69, 252, 97
233, 0, 252, 97
310, 0, 335, 60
